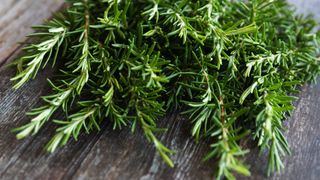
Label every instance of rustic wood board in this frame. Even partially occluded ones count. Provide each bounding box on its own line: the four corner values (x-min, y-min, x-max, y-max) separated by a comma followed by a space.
0, 0, 64, 66
0, 0, 319, 180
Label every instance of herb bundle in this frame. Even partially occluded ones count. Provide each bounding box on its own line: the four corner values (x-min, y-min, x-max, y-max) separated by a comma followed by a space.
11, 0, 320, 179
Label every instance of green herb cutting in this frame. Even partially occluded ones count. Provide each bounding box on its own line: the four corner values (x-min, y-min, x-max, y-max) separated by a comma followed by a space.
10, 0, 320, 179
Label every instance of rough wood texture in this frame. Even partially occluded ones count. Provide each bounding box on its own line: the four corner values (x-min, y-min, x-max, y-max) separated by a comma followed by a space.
0, 0, 64, 66
0, 1, 319, 180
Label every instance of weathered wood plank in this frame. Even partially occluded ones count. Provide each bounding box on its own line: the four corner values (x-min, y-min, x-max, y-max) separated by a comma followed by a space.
69, 115, 215, 180
289, 0, 320, 21
237, 82, 320, 180
65, 82, 320, 180
0, 67, 107, 180
1, 71, 319, 180
0, 0, 64, 66
0, 66, 214, 180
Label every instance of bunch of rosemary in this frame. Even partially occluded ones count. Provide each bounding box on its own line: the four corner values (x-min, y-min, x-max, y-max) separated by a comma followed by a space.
11, 0, 320, 179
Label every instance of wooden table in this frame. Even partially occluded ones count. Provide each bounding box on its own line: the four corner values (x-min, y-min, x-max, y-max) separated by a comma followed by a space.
0, 1, 319, 179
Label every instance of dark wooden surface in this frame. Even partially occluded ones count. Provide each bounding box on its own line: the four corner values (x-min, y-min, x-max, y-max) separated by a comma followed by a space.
0, 1, 319, 180
0, 0, 64, 66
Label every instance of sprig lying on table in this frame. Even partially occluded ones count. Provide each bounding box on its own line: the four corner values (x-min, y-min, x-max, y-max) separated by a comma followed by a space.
11, 0, 320, 179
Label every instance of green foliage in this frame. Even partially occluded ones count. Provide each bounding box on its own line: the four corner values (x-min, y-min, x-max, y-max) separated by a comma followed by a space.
11, 0, 320, 179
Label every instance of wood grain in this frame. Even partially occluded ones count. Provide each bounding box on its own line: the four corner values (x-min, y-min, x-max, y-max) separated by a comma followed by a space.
0, 0, 319, 180
0, 0, 64, 66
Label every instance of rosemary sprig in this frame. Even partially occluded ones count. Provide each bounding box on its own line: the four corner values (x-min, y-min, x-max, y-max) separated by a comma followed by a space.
11, 25, 67, 89
10, 0, 320, 179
